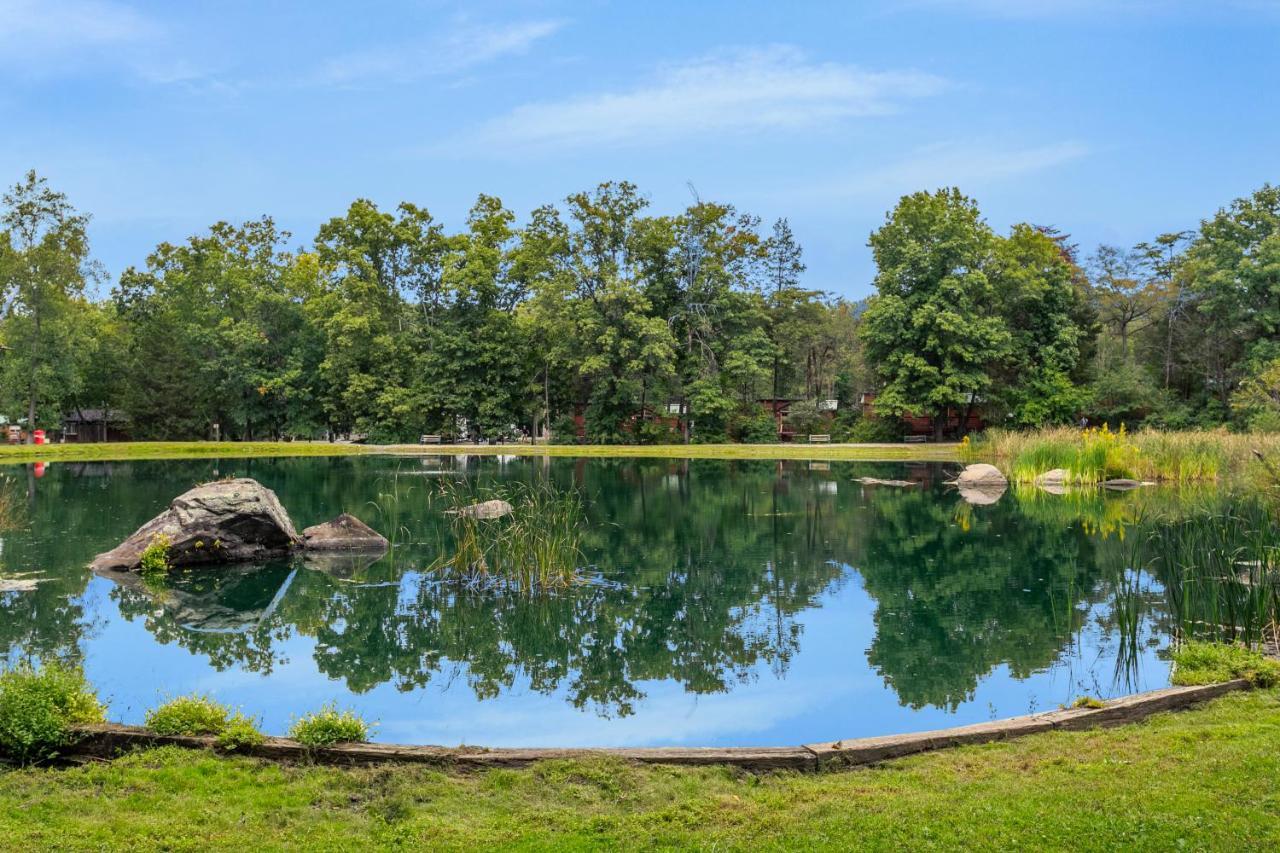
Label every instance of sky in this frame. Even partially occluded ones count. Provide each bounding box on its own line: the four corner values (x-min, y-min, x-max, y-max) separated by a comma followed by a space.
1, 0, 1277, 299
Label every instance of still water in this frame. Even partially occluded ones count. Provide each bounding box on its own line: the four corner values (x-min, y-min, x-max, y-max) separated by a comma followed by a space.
1, 455, 1183, 747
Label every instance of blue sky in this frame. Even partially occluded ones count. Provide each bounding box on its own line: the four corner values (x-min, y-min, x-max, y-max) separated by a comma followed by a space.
2, 0, 1277, 299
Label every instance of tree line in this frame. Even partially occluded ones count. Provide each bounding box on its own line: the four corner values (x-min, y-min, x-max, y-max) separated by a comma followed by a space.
1, 170, 1277, 443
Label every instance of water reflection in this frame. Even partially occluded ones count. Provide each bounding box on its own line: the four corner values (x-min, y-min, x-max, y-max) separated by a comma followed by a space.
0, 457, 1247, 737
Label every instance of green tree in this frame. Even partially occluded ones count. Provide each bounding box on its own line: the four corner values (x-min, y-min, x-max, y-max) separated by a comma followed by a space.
0, 171, 99, 437
860, 188, 1009, 439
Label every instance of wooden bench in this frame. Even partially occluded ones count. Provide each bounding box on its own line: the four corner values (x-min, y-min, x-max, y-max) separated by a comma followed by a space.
808, 434, 830, 443
903, 435, 928, 443
419, 434, 441, 445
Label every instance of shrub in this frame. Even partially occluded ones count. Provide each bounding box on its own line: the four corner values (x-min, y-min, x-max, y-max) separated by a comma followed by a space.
139, 533, 172, 576
1170, 641, 1280, 688
844, 416, 905, 443
549, 414, 580, 445
635, 419, 680, 445
289, 703, 369, 747
0, 662, 105, 763
735, 413, 779, 444
217, 714, 267, 751
145, 694, 231, 736
1071, 695, 1106, 709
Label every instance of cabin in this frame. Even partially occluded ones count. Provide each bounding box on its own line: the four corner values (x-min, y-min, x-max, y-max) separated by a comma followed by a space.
858, 393, 986, 437
61, 409, 131, 443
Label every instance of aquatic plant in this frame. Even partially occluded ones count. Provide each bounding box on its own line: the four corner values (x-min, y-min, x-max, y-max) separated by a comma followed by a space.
289, 703, 369, 746
969, 426, 1280, 484
0, 476, 24, 533
0, 662, 105, 763
430, 480, 587, 593
1169, 641, 1280, 687
1146, 501, 1279, 648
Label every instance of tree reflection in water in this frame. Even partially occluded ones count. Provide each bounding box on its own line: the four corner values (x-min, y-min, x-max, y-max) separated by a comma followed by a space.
0, 456, 1249, 719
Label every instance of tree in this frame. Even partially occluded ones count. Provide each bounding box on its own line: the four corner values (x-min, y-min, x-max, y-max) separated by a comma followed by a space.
0, 171, 99, 438
860, 188, 1009, 440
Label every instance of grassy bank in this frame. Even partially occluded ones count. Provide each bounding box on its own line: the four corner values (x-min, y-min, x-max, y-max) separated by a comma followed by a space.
966, 426, 1280, 484
0, 440, 959, 465
0, 690, 1275, 850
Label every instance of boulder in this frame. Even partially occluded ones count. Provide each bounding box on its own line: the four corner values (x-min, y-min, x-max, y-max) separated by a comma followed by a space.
448, 499, 514, 520
90, 478, 298, 572
1035, 468, 1069, 486
302, 513, 389, 552
955, 463, 1008, 487
1103, 478, 1141, 491
958, 483, 1007, 506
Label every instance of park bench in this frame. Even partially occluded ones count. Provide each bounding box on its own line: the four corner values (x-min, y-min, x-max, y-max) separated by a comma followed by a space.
419, 434, 441, 444
808, 434, 830, 443
903, 435, 928, 443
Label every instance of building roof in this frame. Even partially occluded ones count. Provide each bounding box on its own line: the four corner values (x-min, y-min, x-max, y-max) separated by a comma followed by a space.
64, 408, 129, 424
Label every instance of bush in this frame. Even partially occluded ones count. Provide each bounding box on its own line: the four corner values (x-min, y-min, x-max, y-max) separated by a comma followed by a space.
145, 694, 231, 736
735, 413, 779, 444
0, 662, 105, 763
139, 533, 172, 576
1170, 641, 1280, 688
217, 714, 267, 751
289, 703, 369, 747
549, 415, 580, 445
844, 415, 905, 443
635, 419, 681, 445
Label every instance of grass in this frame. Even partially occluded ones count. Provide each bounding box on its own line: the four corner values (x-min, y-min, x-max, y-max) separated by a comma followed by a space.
0, 690, 1275, 849
288, 704, 370, 747
1171, 642, 1280, 688
430, 481, 587, 592
0, 439, 959, 466
967, 426, 1280, 484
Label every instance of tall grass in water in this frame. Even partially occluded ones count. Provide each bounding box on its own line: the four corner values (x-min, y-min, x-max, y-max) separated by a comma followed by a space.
0, 476, 24, 533
430, 480, 587, 593
966, 426, 1280, 484
1146, 501, 1279, 648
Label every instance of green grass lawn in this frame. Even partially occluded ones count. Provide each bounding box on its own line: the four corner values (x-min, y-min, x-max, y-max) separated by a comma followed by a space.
2, 690, 1277, 851
0, 439, 959, 465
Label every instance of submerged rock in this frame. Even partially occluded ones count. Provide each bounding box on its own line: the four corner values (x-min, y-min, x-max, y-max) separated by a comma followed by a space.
302, 513, 389, 552
448, 499, 514, 520
1103, 478, 1142, 491
855, 477, 916, 487
958, 483, 1007, 506
90, 478, 298, 572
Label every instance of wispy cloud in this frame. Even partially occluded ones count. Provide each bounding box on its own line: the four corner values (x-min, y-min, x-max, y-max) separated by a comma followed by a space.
315, 19, 564, 86
456, 46, 948, 153
896, 0, 1280, 18
801, 140, 1089, 200
0, 0, 157, 55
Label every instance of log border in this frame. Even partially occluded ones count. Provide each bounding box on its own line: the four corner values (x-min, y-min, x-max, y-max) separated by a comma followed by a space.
60, 680, 1250, 773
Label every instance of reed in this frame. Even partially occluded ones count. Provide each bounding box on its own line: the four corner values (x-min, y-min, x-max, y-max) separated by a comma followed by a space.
968, 426, 1280, 484
0, 476, 23, 533
429, 480, 587, 593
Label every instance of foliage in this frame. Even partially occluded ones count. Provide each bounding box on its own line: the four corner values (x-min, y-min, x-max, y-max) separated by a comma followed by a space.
217, 714, 267, 751
288, 703, 369, 747
734, 412, 778, 444
1233, 357, 1280, 433
1170, 641, 1280, 687
842, 414, 906, 443
145, 694, 232, 736
0, 661, 104, 763
1070, 695, 1106, 709
138, 533, 172, 577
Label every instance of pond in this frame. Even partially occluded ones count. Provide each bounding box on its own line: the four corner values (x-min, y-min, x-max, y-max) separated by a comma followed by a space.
0, 454, 1225, 747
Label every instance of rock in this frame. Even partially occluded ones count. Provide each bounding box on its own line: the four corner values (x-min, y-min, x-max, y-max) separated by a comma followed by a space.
1103, 478, 1141, 491
448, 499, 514, 520
0, 577, 41, 593
90, 478, 298, 572
1035, 468, 1069, 486
955, 464, 1008, 487
302, 513, 389, 552
855, 477, 916, 487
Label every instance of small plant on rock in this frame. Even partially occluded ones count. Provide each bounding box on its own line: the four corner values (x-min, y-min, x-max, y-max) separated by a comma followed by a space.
216, 713, 266, 751
0, 661, 105, 763
288, 703, 369, 747
139, 533, 172, 577
145, 694, 231, 736
1171, 641, 1280, 688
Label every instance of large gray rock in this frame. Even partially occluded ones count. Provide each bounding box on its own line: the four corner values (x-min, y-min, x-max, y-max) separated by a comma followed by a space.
955, 464, 1008, 487
448, 499, 514, 520
302, 513, 389, 552
90, 478, 298, 572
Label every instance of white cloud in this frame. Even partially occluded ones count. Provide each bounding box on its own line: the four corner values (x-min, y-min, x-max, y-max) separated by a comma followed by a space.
459, 46, 948, 152
316, 19, 564, 86
805, 140, 1089, 200
0, 0, 157, 53
897, 0, 1280, 18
